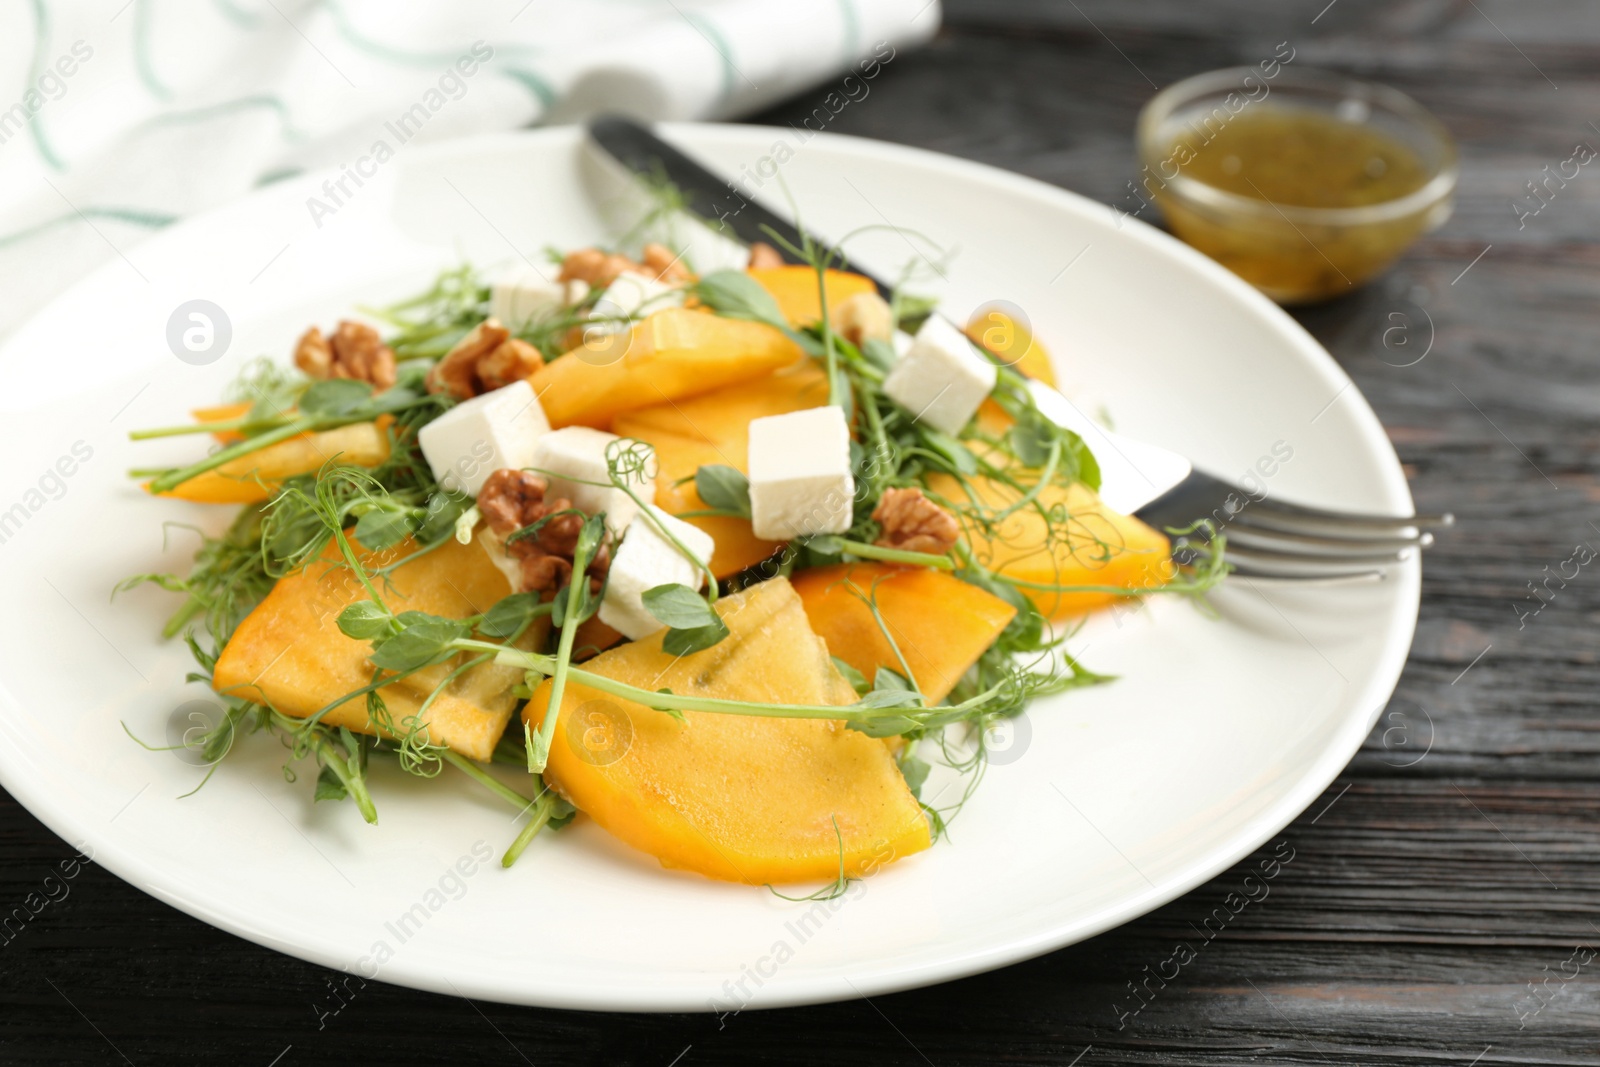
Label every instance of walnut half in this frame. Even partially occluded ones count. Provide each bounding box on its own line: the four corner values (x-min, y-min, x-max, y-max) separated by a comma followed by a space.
747, 242, 785, 269
558, 243, 690, 288
294, 321, 397, 390
477, 468, 610, 595
426, 319, 545, 399
833, 291, 894, 347
872, 487, 960, 556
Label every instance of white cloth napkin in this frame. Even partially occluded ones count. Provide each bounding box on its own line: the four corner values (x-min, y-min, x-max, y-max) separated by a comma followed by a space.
0, 0, 941, 339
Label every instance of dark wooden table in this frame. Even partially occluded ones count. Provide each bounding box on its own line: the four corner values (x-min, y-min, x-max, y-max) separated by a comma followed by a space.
6, 1, 1598, 1063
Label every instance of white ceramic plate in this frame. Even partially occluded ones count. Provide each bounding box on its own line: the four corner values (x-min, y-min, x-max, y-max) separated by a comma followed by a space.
0, 125, 1417, 1012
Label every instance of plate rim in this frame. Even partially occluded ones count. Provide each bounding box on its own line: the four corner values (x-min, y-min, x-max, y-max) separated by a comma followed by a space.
0, 121, 1419, 1012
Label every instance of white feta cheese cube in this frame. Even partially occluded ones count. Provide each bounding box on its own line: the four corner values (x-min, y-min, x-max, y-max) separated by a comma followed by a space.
530, 426, 655, 534
892, 330, 915, 359
747, 406, 855, 540
588, 271, 684, 334
417, 380, 549, 496
882, 315, 997, 436
489, 267, 565, 332
598, 506, 716, 640
564, 279, 590, 305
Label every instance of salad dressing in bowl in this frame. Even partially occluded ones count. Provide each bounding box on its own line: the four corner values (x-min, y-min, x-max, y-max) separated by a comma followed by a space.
1138, 68, 1457, 303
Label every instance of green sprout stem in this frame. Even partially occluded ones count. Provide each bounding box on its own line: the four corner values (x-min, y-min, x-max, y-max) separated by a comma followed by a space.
458, 640, 1007, 726
414, 653, 492, 723
270, 656, 441, 734
641, 504, 718, 603
330, 519, 388, 609
147, 419, 310, 493
819, 268, 843, 408
130, 416, 291, 440
141, 390, 427, 493
829, 538, 954, 570
161, 596, 208, 640
852, 582, 922, 700
288, 713, 378, 824
439, 750, 537, 810
527, 523, 600, 773
502, 786, 565, 868
595, 445, 720, 601
989, 437, 1061, 524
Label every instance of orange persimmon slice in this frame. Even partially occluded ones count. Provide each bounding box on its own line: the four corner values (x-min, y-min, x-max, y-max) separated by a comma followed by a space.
529, 577, 930, 884
792, 563, 1016, 705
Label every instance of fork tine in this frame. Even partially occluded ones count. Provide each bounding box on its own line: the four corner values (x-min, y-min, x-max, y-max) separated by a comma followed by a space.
1134, 470, 1453, 541
1227, 560, 1389, 583
1243, 494, 1454, 534
1176, 543, 1391, 582
1173, 539, 1413, 575
1223, 543, 1413, 570
1224, 523, 1435, 556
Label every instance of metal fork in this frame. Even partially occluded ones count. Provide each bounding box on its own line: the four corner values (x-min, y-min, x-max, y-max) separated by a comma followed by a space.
1022, 384, 1452, 580
584, 117, 1452, 581
1139, 471, 1452, 581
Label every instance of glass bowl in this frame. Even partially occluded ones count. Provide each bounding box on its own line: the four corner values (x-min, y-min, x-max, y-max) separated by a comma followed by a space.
1135, 66, 1458, 304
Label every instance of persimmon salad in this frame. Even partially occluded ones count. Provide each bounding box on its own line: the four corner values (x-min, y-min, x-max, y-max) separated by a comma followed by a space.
123, 228, 1225, 887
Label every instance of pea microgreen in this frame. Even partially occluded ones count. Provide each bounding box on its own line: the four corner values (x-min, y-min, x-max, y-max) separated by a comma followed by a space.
477, 592, 548, 639
525, 511, 608, 775
642, 583, 731, 656
693, 465, 752, 518
691, 270, 788, 331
